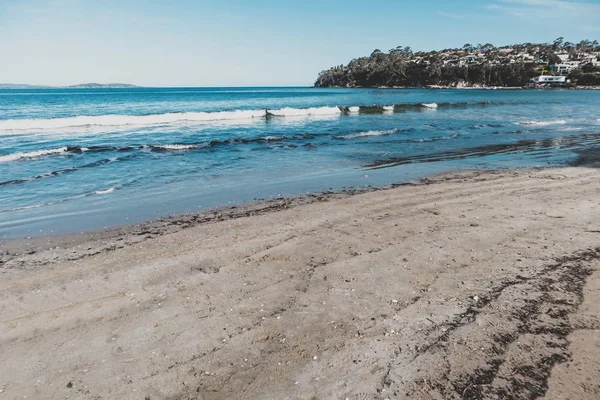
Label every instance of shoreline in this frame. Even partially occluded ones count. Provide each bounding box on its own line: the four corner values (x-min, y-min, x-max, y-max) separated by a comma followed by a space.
3, 163, 600, 398
5, 143, 600, 255
0, 165, 559, 263
314, 85, 600, 90
1, 153, 595, 263
0, 173, 438, 265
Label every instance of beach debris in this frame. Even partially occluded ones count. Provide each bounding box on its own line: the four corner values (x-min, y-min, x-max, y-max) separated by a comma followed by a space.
313, 356, 318, 360
472, 295, 480, 302
391, 299, 398, 304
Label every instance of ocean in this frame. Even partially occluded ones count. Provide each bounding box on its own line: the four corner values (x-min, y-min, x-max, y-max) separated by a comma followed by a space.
1, 87, 599, 238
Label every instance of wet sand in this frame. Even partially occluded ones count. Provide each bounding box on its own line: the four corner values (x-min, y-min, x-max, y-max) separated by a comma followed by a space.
2, 165, 600, 399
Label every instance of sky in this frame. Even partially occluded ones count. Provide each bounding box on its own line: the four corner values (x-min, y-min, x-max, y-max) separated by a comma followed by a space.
1, 0, 599, 87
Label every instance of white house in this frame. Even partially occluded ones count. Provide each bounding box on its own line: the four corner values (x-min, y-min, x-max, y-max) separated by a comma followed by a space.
530, 75, 567, 85
549, 64, 575, 75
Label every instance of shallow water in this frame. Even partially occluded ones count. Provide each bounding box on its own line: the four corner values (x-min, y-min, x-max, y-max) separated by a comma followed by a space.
1, 87, 599, 238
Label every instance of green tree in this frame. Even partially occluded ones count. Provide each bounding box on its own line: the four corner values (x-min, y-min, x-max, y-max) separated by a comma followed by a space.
553, 37, 564, 50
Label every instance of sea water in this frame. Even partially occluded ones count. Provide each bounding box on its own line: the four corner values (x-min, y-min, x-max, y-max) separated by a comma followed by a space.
1, 87, 599, 238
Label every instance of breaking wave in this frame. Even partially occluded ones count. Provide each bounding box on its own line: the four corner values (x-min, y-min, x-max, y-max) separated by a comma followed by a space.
335, 129, 407, 140
518, 120, 567, 126
95, 187, 116, 195
149, 144, 198, 151
0, 147, 70, 162
0, 145, 130, 162
0, 110, 267, 131
0, 101, 529, 133
269, 106, 341, 117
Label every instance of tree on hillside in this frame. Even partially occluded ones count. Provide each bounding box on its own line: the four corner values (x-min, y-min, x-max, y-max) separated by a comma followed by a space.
553, 37, 564, 50
481, 43, 495, 53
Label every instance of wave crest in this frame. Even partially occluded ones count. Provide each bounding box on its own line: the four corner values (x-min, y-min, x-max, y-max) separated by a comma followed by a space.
335, 129, 405, 140
95, 187, 116, 195
269, 106, 341, 117
0, 101, 520, 133
0, 147, 70, 162
150, 144, 198, 151
518, 120, 566, 126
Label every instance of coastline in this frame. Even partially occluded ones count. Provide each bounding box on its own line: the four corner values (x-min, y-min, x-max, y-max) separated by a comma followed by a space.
316, 84, 600, 90
3, 145, 598, 256
5, 87, 600, 240
3, 161, 600, 398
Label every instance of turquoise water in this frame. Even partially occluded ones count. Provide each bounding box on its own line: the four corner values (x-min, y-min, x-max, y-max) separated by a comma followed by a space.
1, 87, 599, 238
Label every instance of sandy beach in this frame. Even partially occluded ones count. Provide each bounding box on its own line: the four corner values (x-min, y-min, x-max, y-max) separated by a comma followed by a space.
2, 164, 600, 399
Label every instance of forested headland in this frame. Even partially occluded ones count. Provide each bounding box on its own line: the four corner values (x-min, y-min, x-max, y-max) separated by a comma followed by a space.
314, 39, 600, 88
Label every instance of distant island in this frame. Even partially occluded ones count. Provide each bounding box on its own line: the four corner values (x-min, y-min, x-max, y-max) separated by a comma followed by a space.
315, 38, 600, 88
0, 83, 140, 89
67, 83, 140, 89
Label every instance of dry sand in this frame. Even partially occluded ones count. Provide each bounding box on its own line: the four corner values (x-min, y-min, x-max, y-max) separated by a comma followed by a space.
2, 166, 600, 399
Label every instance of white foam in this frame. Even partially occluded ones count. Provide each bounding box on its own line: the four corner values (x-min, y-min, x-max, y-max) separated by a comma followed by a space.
422, 103, 438, 109
95, 187, 115, 195
383, 105, 395, 112
348, 106, 360, 113
0, 147, 69, 162
0, 107, 348, 133
269, 106, 341, 117
153, 144, 197, 150
340, 129, 398, 139
0, 110, 269, 131
518, 120, 566, 126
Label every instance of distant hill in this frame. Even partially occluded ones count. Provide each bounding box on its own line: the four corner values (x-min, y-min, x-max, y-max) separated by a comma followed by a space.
66, 83, 140, 88
0, 83, 140, 89
0, 84, 51, 89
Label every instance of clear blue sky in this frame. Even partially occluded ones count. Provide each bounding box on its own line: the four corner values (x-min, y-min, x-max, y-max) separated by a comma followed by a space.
1, 0, 599, 86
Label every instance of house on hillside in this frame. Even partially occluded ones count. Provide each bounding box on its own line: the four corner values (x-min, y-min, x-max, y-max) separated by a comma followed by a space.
444, 55, 461, 66
549, 64, 575, 75
528, 75, 568, 87
461, 55, 484, 64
